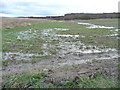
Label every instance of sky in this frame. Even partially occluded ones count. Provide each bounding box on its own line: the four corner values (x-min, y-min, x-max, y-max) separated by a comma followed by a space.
0, 0, 120, 17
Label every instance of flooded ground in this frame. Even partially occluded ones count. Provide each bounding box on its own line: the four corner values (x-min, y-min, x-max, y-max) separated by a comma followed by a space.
2, 26, 118, 61
2, 18, 119, 87
78, 22, 115, 29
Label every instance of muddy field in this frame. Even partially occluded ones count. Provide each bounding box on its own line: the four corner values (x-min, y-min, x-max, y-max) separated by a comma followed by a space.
1, 17, 119, 88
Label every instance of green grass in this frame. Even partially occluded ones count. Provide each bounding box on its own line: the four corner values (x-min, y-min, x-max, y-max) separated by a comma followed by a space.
2, 72, 117, 88
56, 74, 116, 88
2, 71, 48, 88
80, 36, 118, 48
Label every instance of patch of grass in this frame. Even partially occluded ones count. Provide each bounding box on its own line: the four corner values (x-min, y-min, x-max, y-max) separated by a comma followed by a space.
80, 36, 118, 48
55, 74, 117, 88
77, 75, 116, 88
2, 71, 48, 88
2, 72, 117, 88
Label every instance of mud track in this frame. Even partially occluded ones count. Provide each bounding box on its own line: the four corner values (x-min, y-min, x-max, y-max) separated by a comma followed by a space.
2, 50, 118, 83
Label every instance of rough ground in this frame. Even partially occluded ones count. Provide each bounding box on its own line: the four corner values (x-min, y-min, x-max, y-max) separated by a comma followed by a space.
1, 17, 119, 85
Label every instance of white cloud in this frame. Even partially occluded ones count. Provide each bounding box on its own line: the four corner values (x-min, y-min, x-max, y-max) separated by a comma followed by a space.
1, 0, 119, 17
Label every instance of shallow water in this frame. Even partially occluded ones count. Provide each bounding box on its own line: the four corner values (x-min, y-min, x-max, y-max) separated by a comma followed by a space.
3, 52, 48, 60
87, 25, 114, 29
106, 34, 118, 37
78, 22, 91, 25
78, 22, 115, 29
57, 34, 79, 38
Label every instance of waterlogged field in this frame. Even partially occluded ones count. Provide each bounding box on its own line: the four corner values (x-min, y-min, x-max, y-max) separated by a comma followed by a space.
1, 18, 119, 88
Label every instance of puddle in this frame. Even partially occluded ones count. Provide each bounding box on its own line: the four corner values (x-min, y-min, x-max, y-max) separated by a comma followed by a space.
54, 28, 69, 31
87, 25, 114, 29
111, 29, 119, 32
57, 35, 79, 38
3, 52, 48, 60
106, 34, 118, 37
78, 22, 115, 29
78, 22, 91, 25
83, 47, 115, 54
114, 29, 119, 32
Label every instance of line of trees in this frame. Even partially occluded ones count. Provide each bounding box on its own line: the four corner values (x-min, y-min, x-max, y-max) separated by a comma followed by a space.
24, 13, 120, 20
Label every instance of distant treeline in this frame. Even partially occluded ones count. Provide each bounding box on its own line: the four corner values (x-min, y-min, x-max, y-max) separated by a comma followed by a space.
20, 13, 120, 20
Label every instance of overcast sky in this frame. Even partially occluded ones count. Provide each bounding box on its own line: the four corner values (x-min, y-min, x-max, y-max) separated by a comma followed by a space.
0, 0, 119, 17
